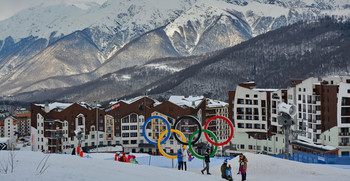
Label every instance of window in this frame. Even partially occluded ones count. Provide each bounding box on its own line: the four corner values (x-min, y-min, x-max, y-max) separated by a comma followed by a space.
238, 123, 244, 128
238, 99, 244, 104
116, 141, 120, 144
254, 94, 258, 98
131, 140, 137, 144
116, 126, 119, 130
130, 126, 137, 130
99, 120, 103, 124
246, 124, 252, 128
122, 126, 129, 130
122, 133, 129, 137
246, 94, 250, 98
99, 134, 103, 138
91, 134, 95, 139
240, 144, 245, 149
99, 141, 103, 145
130, 133, 137, 137
122, 118, 129, 123
99, 126, 103, 131
123, 140, 129, 144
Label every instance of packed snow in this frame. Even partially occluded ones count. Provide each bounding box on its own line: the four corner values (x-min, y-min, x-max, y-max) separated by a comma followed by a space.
1, 150, 350, 181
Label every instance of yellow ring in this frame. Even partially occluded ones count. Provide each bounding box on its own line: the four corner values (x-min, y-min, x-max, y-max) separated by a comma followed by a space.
158, 129, 187, 159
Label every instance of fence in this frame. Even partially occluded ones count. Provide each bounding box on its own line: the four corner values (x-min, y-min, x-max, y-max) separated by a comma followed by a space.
268, 152, 350, 165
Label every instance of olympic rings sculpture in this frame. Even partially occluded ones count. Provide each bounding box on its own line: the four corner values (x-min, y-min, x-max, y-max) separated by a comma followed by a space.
142, 115, 234, 160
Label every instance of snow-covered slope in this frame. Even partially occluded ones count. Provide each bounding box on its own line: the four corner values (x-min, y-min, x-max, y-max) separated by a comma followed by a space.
1, 151, 349, 181
0, 0, 350, 97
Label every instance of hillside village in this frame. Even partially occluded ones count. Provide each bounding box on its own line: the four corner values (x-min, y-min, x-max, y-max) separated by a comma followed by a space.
1, 76, 350, 157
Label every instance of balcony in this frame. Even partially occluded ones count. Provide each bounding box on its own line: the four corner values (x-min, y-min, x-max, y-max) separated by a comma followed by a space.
339, 142, 350, 146
339, 132, 350, 136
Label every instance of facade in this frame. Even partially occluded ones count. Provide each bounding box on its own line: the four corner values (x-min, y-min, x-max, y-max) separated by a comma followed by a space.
228, 82, 287, 154
30, 96, 235, 155
13, 108, 31, 137
0, 116, 18, 139
290, 76, 350, 156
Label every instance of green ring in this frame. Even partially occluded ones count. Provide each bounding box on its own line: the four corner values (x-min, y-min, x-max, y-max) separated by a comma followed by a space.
188, 129, 218, 159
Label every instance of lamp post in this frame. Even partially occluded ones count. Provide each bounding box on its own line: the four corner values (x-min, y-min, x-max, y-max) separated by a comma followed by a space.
94, 101, 99, 153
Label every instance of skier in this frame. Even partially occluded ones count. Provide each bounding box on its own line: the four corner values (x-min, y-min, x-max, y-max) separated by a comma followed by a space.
238, 154, 248, 181
221, 159, 233, 181
201, 149, 211, 175
177, 148, 183, 170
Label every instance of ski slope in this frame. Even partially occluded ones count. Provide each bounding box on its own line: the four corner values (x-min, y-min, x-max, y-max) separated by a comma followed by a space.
1, 151, 350, 181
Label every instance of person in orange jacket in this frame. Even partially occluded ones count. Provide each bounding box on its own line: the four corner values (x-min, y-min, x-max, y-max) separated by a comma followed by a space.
118, 152, 127, 162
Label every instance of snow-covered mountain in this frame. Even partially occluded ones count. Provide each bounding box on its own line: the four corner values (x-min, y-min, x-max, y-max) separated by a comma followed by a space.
0, 0, 349, 97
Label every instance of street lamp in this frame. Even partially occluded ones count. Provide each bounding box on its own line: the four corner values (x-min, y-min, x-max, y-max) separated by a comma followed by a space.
94, 101, 99, 153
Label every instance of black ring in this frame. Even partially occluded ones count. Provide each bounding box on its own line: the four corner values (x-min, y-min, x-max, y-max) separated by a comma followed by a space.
173, 115, 202, 145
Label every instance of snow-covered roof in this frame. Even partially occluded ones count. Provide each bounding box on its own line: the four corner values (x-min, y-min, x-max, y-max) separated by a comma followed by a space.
168, 96, 204, 108
295, 136, 336, 151
206, 99, 228, 108
110, 96, 160, 106
35, 102, 73, 112
253, 88, 279, 92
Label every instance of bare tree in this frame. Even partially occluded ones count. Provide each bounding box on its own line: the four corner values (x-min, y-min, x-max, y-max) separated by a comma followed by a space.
36, 154, 50, 174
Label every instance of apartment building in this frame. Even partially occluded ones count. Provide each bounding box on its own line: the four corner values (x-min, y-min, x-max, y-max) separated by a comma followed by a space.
13, 108, 31, 137
0, 116, 18, 139
228, 82, 287, 154
285, 76, 350, 156
30, 95, 236, 155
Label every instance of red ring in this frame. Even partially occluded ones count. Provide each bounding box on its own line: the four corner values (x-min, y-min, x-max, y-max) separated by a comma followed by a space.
204, 116, 234, 146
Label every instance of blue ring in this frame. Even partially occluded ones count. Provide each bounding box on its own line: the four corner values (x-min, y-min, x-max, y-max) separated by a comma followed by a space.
142, 116, 171, 145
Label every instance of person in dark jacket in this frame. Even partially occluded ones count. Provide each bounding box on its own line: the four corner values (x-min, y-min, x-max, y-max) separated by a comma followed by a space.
201, 149, 211, 175
71, 148, 76, 155
177, 148, 183, 170
221, 159, 232, 180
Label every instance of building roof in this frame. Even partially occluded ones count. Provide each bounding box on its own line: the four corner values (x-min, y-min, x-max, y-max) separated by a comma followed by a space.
253, 88, 279, 92
109, 96, 160, 106
294, 136, 336, 152
168, 96, 204, 108
35, 102, 73, 112
206, 99, 228, 108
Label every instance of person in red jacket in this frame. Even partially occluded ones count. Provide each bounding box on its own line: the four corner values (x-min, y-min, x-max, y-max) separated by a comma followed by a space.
115, 153, 119, 161
118, 152, 127, 162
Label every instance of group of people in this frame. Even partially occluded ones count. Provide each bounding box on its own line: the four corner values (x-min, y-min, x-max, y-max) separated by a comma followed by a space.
221, 154, 248, 181
115, 152, 138, 164
176, 147, 248, 180
177, 147, 189, 171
